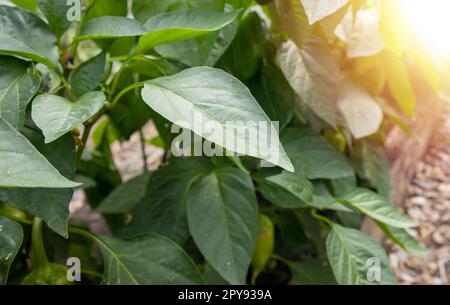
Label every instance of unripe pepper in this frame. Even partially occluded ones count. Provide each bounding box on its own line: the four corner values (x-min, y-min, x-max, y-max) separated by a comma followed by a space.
251, 214, 274, 284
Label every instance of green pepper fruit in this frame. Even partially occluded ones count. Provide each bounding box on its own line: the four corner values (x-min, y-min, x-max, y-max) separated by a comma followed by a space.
324, 130, 347, 153
251, 214, 274, 284
0, 204, 28, 222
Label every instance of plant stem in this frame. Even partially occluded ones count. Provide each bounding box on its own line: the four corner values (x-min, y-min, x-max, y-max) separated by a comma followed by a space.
311, 209, 332, 226
139, 129, 148, 172
60, 75, 75, 101
76, 124, 93, 163
109, 82, 144, 109
0, 211, 32, 225
31, 218, 49, 269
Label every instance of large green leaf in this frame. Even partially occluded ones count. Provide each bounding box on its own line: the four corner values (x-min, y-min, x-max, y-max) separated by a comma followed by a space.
32, 91, 106, 143
36, 0, 71, 39
155, 19, 238, 67
281, 128, 354, 179
0, 56, 40, 129
0, 217, 23, 285
0, 129, 76, 237
0, 5, 60, 70
0, 117, 79, 188
135, 9, 239, 54
92, 233, 203, 284
216, 12, 265, 82
69, 52, 106, 98
277, 38, 340, 128
142, 67, 294, 172
96, 172, 152, 214
119, 158, 212, 243
187, 167, 258, 284
300, 0, 349, 24
339, 188, 416, 229
326, 223, 395, 285
77, 17, 146, 40
149, 0, 238, 67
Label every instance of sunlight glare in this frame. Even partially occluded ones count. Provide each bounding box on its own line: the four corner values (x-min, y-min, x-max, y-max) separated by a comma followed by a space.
400, 0, 450, 57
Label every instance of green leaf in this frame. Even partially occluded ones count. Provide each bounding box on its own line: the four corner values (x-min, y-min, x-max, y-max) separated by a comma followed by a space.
277, 38, 340, 128
337, 78, 383, 139
32, 91, 106, 143
253, 169, 307, 208
132, 0, 226, 23
255, 169, 314, 209
285, 259, 337, 285
377, 222, 427, 257
126, 55, 181, 79
77, 17, 146, 40
0, 5, 60, 70
381, 51, 416, 118
96, 172, 152, 214
312, 181, 352, 212
0, 56, 40, 129
250, 63, 294, 130
187, 167, 258, 284
119, 158, 212, 243
142, 67, 294, 172
0, 117, 79, 188
9, 0, 36, 11
339, 188, 416, 229
144, 0, 237, 67
358, 139, 391, 197
301, 0, 349, 24
0, 129, 76, 237
0, 217, 23, 285
155, 19, 238, 67
216, 12, 265, 82
135, 9, 239, 54
84, 0, 127, 20
281, 128, 354, 179
94, 233, 203, 284
204, 264, 229, 285
295, 209, 327, 258
36, 0, 71, 39
336, 6, 384, 58
326, 223, 396, 285
69, 52, 106, 98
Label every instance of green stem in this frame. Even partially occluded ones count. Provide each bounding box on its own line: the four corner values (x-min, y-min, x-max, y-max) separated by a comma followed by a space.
60, 75, 75, 101
311, 209, 332, 226
76, 124, 93, 163
139, 129, 148, 172
0, 211, 32, 225
109, 82, 144, 109
31, 218, 49, 269
109, 63, 128, 98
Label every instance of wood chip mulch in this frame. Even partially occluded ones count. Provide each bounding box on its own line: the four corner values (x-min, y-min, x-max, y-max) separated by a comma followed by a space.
384, 106, 450, 285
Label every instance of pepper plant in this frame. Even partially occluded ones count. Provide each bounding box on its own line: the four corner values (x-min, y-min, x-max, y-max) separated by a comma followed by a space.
0, 0, 436, 285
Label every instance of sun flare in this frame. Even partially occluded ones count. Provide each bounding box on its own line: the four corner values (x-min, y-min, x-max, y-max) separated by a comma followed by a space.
400, 0, 450, 57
